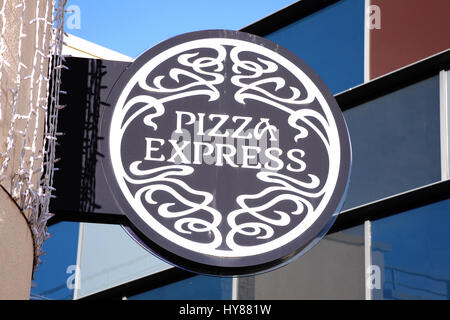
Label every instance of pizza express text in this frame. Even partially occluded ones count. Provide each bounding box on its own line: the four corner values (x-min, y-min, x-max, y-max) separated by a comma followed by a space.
142, 110, 308, 172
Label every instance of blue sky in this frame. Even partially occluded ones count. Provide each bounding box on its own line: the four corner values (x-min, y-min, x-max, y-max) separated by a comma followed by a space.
64, 0, 296, 58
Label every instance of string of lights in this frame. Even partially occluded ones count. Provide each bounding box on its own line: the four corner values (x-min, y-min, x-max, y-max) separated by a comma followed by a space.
0, 0, 67, 269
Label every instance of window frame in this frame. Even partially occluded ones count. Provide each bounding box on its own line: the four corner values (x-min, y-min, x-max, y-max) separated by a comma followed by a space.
74, 49, 450, 300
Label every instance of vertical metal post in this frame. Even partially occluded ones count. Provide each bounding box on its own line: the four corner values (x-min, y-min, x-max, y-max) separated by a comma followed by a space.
232, 276, 239, 300
364, 0, 371, 82
364, 220, 372, 300
73, 222, 84, 300
440, 70, 449, 180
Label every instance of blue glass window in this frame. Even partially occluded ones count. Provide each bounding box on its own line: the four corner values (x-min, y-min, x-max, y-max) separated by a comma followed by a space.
371, 199, 450, 300
75, 223, 171, 299
30, 222, 79, 300
265, 0, 365, 94
343, 75, 441, 210
128, 275, 233, 300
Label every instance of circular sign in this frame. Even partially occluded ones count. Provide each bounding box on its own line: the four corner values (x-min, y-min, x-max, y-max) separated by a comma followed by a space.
103, 30, 351, 275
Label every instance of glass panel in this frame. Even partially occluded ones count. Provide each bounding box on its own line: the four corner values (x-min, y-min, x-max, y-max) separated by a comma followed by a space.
76, 223, 171, 299
128, 276, 233, 300
371, 199, 450, 300
30, 222, 79, 300
343, 75, 441, 210
265, 0, 365, 94
243, 225, 365, 299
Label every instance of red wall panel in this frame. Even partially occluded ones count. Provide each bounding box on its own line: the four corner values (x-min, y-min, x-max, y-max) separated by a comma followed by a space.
370, 0, 450, 79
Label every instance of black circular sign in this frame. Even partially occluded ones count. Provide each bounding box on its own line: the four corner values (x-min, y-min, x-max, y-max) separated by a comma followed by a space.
103, 30, 351, 276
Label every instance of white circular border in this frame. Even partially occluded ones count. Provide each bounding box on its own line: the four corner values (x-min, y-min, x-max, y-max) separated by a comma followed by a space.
109, 38, 341, 258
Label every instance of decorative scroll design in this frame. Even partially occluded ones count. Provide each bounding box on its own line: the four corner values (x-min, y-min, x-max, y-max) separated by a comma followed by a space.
112, 44, 227, 252
111, 39, 339, 257
127, 162, 222, 250
225, 46, 333, 253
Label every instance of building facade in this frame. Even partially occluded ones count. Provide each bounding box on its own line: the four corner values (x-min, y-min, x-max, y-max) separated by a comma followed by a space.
30, 0, 450, 300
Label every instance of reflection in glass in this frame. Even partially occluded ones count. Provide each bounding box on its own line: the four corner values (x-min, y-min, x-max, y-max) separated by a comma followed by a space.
30, 222, 79, 300
343, 75, 441, 210
76, 223, 171, 299
128, 275, 232, 300
244, 225, 365, 299
371, 199, 450, 300
265, 0, 364, 94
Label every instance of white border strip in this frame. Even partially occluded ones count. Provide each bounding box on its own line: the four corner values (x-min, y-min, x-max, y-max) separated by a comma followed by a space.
73, 222, 85, 300
440, 70, 449, 180
364, 0, 371, 82
232, 277, 239, 300
364, 220, 372, 300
